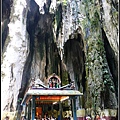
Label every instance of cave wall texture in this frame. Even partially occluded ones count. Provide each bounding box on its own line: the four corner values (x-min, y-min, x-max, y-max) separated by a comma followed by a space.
1, 0, 119, 118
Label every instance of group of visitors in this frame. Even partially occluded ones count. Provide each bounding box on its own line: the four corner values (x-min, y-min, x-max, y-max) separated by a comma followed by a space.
85, 114, 106, 120
35, 114, 56, 120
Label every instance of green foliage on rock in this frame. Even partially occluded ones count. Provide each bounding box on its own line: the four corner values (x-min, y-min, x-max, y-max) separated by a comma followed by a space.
90, 11, 100, 31
62, 0, 67, 6
62, 71, 69, 86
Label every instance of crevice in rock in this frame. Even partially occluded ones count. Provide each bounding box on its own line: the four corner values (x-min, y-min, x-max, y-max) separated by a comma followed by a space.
4, 104, 9, 111
63, 33, 86, 92
10, 97, 14, 112
34, 12, 55, 78
111, 0, 118, 11
43, 0, 51, 14
102, 28, 118, 100
2, 22, 9, 50
45, 33, 49, 77
17, 53, 33, 110
10, 63, 14, 79
56, 4, 62, 39
2, 0, 13, 50
82, 69, 86, 93
2, 0, 13, 21
26, 0, 40, 38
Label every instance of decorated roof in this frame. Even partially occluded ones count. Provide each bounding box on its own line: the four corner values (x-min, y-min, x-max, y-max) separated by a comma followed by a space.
21, 89, 83, 105
21, 74, 83, 105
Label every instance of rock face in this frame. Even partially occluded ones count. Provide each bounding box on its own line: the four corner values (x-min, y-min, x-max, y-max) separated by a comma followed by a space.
1, 0, 118, 119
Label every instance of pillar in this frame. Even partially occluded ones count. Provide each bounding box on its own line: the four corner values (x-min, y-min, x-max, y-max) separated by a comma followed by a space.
59, 101, 62, 120
27, 101, 31, 119
25, 104, 27, 117
72, 96, 77, 120
31, 96, 36, 120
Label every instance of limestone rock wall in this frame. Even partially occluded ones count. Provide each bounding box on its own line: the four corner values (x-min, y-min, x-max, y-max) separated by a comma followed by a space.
1, 0, 29, 116
1, 0, 118, 119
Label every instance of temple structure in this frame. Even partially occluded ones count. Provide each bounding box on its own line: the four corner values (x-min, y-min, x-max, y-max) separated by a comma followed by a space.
21, 73, 83, 120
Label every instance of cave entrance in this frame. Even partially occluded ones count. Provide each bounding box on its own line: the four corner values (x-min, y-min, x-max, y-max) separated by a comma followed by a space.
21, 74, 83, 120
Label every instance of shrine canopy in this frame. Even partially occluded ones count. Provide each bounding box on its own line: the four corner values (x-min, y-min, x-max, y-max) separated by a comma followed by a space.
21, 73, 83, 105
21, 89, 83, 105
